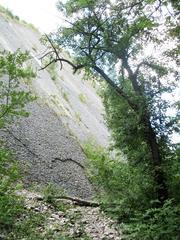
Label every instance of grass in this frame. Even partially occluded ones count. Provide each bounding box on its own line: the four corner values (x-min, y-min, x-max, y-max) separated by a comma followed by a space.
0, 5, 19, 21
75, 112, 82, 123
78, 93, 87, 104
62, 91, 70, 103
45, 61, 58, 81
42, 183, 70, 212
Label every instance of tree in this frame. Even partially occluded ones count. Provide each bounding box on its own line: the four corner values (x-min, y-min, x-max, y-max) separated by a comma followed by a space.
41, 0, 179, 205
0, 49, 36, 128
0, 49, 36, 233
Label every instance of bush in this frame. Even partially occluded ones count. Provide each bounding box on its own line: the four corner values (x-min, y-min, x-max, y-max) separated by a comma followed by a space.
0, 49, 36, 237
0, 146, 24, 231
0, 49, 36, 128
83, 142, 180, 239
78, 93, 87, 103
122, 200, 180, 240
83, 142, 154, 220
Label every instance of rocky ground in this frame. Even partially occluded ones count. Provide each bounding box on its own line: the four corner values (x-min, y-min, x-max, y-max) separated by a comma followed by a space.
15, 189, 122, 240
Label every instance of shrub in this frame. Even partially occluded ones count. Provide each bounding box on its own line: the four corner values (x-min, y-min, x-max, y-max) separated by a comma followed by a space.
83, 142, 180, 239
0, 49, 36, 127
83, 142, 154, 220
0, 146, 24, 231
42, 183, 69, 212
122, 200, 180, 240
78, 93, 87, 103
0, 49, 36, 237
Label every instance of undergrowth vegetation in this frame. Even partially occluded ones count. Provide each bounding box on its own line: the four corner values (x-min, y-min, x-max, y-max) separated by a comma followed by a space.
0, 147, 24, 232
0, 50, 53, 239
83, 141, 180, 240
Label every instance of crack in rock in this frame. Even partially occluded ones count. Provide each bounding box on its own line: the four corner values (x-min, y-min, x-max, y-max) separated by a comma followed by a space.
53, 157, 84, 169
3, 128, 40, 159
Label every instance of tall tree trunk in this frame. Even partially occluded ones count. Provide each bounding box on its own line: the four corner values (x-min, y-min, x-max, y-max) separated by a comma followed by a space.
144, 116, 168, 205
94, 61, 169, 205
122, 59, 169, 205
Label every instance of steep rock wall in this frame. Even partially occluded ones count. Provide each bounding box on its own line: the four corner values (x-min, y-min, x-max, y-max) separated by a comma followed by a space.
0, 13, 109, 198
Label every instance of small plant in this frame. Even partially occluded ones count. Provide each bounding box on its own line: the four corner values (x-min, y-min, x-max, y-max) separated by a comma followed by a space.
0, 6, 16, 20
83, 141, 153, 220
62, 91, 70, 102
42, 184, 69, 212
75, 112, 82, 123
0, 49, 37, 238
45, 61, 58, 81
0, 50, 36, 127
7, 211, 46, 239
0, 6, 39, 32
0, 147, 24, 232
78, 93, 87, 104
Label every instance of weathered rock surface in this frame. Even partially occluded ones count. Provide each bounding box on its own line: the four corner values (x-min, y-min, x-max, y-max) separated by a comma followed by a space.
0, 12, 110, 198
0, 14, 109, 146
0, 102, 93, 198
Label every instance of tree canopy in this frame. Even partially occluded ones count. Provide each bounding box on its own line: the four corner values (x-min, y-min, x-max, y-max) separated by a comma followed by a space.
42, 0, 179, 205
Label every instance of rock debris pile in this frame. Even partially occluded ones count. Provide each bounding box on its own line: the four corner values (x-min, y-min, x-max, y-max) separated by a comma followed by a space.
18, 190, 122, 240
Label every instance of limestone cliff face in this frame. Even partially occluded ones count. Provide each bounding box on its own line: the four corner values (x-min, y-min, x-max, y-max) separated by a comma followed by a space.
0, 13, 109, 198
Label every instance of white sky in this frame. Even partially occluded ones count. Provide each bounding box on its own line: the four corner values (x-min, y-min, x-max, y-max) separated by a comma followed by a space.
0, 0, 63, 32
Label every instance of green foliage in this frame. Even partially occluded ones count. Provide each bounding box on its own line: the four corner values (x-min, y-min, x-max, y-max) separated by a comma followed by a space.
75, 111, 82, 123
83, 141, 154, 220
78, 93, 87, 104
100, 85, 149, 165
54, 0, 179, 167
7, 211, 46, 240
7, 209, 73, 240
62, 90, 70, 102
84, 142, 180, 239
0, 147, 24, 231
50, 0, 179, 237
164, 146, 180, 202
122, 200, 180, 240
0, 5, 19, 21
0, 49, 36, 128
0, 49, 38, 238
101, 83, 180, 200
42, 183, 69, 212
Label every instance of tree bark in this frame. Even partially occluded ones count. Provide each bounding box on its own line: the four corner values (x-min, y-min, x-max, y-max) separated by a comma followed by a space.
122, 58, 169, 204
143, 115, 168, 205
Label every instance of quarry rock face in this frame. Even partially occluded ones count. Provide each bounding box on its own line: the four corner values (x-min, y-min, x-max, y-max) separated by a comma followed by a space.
0, 102, 93, 198
0, 14, 109, 198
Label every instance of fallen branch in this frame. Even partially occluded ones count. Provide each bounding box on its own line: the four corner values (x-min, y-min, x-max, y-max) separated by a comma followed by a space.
36, 195, 99, 207
54, 196, 100, 207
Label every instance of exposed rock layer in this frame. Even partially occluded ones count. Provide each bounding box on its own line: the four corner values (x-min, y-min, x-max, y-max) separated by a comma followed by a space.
0, 13, 109, 198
